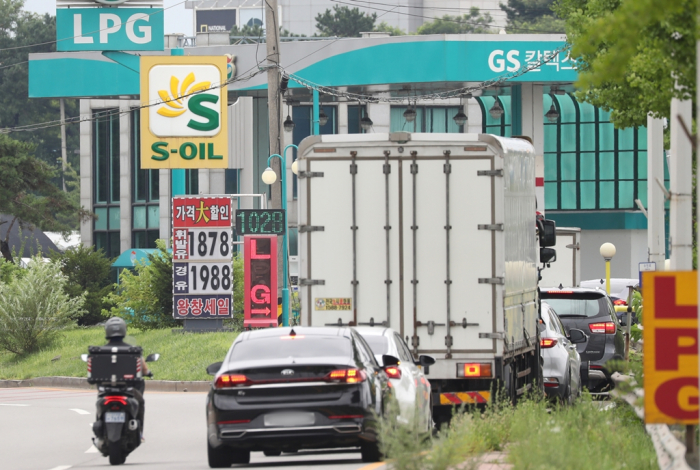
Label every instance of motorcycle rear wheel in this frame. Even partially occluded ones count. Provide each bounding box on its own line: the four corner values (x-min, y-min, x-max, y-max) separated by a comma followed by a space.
108, 441, 126, 465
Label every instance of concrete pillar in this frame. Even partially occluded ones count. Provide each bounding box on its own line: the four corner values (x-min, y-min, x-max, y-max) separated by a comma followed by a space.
79, 99, 93, 248
159, 169, 171, 247
669, 98, 693, 270
367, 102, 390, 133
119, 100, 132, 253
198, 169, 210, 194
647, 116, 666, 270
338, 102, 348, 134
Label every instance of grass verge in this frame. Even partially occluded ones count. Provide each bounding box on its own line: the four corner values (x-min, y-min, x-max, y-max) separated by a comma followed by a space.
0, 327, 238, 381
381, 394, 657, 470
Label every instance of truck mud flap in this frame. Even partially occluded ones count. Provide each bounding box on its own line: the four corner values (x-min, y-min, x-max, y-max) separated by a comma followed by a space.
437, 391, 491, 405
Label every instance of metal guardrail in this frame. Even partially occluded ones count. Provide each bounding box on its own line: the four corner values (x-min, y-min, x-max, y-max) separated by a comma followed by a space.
611, 372, 693, 470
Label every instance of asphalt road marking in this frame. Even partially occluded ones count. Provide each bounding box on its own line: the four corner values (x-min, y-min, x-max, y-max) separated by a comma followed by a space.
70, 408, 91, 415
85, 445, 99, 454
0, 403, 29, 406
48, 466, 71, 470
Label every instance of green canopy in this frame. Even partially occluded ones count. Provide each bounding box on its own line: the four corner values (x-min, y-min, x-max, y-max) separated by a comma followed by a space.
111, 249, 158, 269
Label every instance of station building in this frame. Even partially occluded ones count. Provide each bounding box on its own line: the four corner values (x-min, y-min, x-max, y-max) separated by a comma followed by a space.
28, 32, 654, 280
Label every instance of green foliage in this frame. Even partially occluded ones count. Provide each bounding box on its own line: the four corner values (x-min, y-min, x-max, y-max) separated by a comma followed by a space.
499, 0, 565, 33
631, 290, 643, 325
230, 25, 306, 39
378, 398, 431, 470
555, 0, 695, 128
416, 9, 495, 35
374, 21, 406, 36
0, 133, 87, 242
103, 240, 176, 330
49, 245, 114, 326
0, 256, 85, 355
0, 257, 23, 284
315, 6, 377, 37
0, 326, 237, 381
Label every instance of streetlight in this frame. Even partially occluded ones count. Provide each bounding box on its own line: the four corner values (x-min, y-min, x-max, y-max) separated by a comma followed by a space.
599, 242, 616, 295
262, 144, 299, 327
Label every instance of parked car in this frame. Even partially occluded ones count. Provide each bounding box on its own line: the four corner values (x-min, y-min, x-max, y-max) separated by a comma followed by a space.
356, 327, 434, 433
204, 327, 390, 467
539, 301, 588, 403
580, 278, 639, 318
540, 287, 625, 393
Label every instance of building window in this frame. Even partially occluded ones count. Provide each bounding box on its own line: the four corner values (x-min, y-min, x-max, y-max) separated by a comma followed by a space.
543, 94, 647, 211
93, 109, 121, 259
390, 106, 463, 133
477, 96, 512, 137
291, 105, 338, 198
131, 109, 160, 248
348, 105, 368, 134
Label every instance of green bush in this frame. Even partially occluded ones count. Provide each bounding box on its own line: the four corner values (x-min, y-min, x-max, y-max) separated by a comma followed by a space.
0, 256, 85, 355
378, 398, 432, 470
0, 257, 24, 284
103, 240, 177, 330
50, 245, 114, 325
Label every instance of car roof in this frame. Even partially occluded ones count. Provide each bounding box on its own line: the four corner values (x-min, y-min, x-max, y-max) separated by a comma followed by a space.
541, 286, 607, 295
236, 326, 351, 341
353, 327, 393, 337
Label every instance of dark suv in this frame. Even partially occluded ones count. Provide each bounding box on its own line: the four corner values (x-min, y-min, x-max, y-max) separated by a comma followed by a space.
540, 287, 625, 393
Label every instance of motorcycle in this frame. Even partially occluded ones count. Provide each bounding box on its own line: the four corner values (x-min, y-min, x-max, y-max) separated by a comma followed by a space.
81, 347, 159, 465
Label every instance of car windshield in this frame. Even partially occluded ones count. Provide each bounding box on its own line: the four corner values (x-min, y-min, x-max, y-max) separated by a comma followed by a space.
541, 294, 608, 318
229, 336, 352, 361
362, 335, 389, 355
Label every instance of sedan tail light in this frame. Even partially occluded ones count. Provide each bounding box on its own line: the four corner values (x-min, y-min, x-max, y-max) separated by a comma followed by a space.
589, 322, 616, 334
325, 369, 367, 383
540, 338, 558, 348
384, 366, 401, 379
216, 374, 250, 388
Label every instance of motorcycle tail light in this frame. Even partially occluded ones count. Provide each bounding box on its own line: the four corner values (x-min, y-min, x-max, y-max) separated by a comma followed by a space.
325, 369, 367, 383
216, 374, 250, 388
103, 396, 128, 406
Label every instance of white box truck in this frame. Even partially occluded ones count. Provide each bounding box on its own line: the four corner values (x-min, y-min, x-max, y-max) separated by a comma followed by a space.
539, 227, 581, 288
297, 133, 554, 423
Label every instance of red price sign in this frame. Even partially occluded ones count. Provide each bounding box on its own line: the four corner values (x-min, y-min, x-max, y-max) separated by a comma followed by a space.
172, 196, 232, 228
243, 235, 278, 328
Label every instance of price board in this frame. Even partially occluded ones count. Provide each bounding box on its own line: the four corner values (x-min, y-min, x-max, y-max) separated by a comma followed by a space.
172, 196, 233, 319
235, 209, 285, 235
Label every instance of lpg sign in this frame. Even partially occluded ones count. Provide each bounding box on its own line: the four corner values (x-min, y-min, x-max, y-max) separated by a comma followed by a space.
56, 1, 164, 52
643, 271, 698, 425
140, 56, 228, 169
243, 236, 278, 328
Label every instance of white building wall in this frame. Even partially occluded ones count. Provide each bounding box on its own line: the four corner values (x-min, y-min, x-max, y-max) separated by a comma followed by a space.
79, 99, 93, 248
579, 229, 648, 281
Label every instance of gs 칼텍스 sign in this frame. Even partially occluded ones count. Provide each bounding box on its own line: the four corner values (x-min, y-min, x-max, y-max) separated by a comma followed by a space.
643, 271, 698, 425
140, 56, 228, 169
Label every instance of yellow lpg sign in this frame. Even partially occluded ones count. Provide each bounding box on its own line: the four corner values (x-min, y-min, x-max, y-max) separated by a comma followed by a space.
140, 56, 227, 169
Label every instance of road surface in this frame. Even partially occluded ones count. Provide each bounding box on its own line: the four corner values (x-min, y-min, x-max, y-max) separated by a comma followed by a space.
0, 387, 387, 470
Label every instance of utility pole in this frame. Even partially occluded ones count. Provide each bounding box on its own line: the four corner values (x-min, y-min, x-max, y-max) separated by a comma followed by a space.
265, 0, 284, 311
60, 99, 68, 192
646, 116, 665, 270
669, 97, 693, 271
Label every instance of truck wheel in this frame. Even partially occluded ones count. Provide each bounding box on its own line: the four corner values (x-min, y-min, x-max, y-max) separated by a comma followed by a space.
207, 442, 232, 468
108, 441, 125, 465
361, 442, 382, 462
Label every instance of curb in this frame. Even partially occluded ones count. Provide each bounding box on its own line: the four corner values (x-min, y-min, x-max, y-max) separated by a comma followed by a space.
0, 377, 211, 393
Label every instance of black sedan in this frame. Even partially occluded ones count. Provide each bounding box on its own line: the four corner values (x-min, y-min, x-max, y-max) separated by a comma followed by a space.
205, 327, 390, 467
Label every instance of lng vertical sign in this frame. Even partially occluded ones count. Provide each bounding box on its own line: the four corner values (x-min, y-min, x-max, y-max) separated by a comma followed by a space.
56, 0, 164, 52
643, 271, 698, 424
140, 56, 228, 169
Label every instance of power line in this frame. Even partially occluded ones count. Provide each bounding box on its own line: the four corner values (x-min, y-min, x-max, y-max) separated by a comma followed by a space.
330, 0, 566, 34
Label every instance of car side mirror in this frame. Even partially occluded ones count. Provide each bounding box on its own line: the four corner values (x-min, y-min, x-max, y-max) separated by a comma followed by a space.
568, 328, 588, 344
537, 320, 546, 333
206, 361, 223, 376
418, 355, 435, 367
539, 219, 556, 247
145, 353, 160, 362
618, 313, 627, 327
540, 248, 556, 264
382, 354, 400, 367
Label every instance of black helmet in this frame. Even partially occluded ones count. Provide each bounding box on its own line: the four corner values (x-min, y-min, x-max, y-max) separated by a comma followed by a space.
105, 317, 127, 339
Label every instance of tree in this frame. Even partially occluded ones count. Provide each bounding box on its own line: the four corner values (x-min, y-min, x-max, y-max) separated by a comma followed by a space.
0, 256, 85, 355
315, 6, 377, 37
0, 134, 88, 262
374, 21, 405, 36
499, 0, 565, 33
103, 240, 176, 330
416, 9, 495, 35
50, 245, 114, 326
555, 0, 694, 128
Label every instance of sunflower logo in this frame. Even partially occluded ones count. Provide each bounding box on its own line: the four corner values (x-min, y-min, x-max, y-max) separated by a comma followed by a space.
157, 72, 212, 119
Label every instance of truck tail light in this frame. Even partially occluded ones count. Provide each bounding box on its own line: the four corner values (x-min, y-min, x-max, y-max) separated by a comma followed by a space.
457, 363, 492, 378
540, 338, 558, 348
326, 369, 367, 384
589, 322, 616, 334
216, 374, 250, 388
384, 366, 401, 379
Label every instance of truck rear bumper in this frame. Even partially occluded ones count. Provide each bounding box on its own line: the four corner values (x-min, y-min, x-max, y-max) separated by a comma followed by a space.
437, 391, 491, 405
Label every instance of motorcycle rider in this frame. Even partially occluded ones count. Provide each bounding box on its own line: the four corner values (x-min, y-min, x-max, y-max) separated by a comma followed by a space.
103, 317, 149, 437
